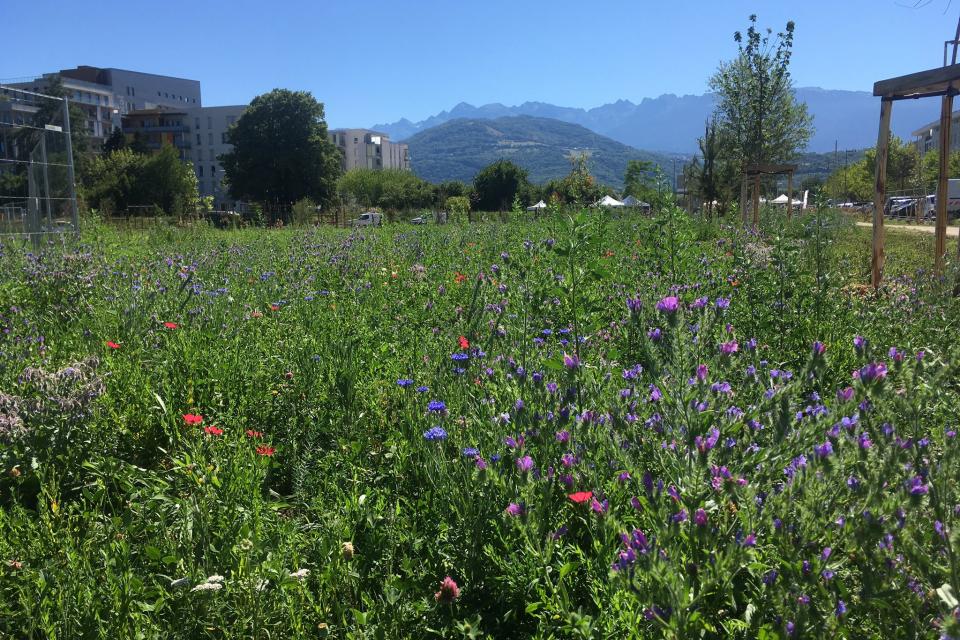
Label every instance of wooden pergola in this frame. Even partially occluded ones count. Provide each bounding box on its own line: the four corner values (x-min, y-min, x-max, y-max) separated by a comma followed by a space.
741, 163, 798, 228
871, 63, 959, 287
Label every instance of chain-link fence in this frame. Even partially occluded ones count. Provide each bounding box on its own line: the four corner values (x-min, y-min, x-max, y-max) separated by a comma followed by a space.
0, 85, 79, 238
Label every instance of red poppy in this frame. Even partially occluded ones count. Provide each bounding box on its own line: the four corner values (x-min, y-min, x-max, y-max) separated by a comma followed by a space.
568, 491, 594, 504
245, 429, 263, 438
106, 341, 120, 349
256, 445, 275, 457
270, 304, 280, 312
458, 335, 470, 349
454, 272, 467, 284
203, 425, 223, 436
182, 413, 203, 425
163, 322, 178, 329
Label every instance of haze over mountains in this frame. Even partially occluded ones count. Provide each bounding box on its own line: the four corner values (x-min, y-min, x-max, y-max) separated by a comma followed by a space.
373, 88, 942, 154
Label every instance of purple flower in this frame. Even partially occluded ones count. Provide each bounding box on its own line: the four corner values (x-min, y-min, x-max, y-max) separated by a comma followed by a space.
715, 297, 731, 309
516, 455, 534, 473
648, 384, 662, 403
505, 503, 524, 516
397, 378, 414, 387
591, 498, 609, 514
562, 352, 580, 369
837, 386, 854, 402
555, 430, 570, 443
821, 547, 832, 561
719, 341, 739, 355
695, 427, 720, 453
427, 400, 447, 413
694, 508, 708, 526
696, 363, 709, 382
858, 361, 887, 382
813, 441, 834, 458
812, 341, 826, 355
742, 533, 757, 547
655, 296, 680, 313
906, 475, 929, 495
647, 328, 663, 341
626, 297, 643, 314
835, 599, 847, 617
671, 509, 688, 523
853, 335, 866, 352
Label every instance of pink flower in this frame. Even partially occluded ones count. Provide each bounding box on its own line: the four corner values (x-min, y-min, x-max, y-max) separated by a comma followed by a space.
434, 576, 460, 604
505, 503, 525, 517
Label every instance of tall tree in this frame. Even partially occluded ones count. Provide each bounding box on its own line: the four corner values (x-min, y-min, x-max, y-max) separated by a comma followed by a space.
709, 15, 814, 174
623, 159, 657, 204
472, 159, 529, 212
220, 89, 341, 208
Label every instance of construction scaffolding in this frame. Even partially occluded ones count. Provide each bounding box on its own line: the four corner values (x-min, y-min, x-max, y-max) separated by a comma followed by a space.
0, 85, 79, 239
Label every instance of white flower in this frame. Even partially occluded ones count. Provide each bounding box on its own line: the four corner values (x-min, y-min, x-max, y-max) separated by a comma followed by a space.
205, 574, 225, 584
169, 577, 190, 589
255, 579, 269, 592
191, 581, 223, 592
289, 568, 310, 580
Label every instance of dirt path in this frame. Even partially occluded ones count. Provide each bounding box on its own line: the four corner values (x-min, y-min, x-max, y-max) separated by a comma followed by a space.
855, 221, 960, 237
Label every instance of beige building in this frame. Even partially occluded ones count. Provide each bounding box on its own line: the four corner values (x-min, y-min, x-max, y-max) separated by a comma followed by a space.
913, 110, 960, 155
329, 128, 409, 172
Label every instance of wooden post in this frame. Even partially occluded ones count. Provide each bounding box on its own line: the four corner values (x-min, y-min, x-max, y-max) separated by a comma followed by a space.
935, 93, 954, 274
752, 173, 761, 228
740, 171, 747, 227
786, 172, 794, 221
872, 98, 893, 289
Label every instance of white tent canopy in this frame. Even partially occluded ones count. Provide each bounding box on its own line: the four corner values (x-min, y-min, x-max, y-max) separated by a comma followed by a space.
622, 195, 650, 208
526, 200, 547, 211
595, 195, 624, 208
772, 193, 804, 206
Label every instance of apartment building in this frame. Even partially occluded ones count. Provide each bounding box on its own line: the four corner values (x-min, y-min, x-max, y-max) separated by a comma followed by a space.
186, 105, 246, 209
913, 110, 960, 155
8, 66, 201, 149
121, 109, 192, 161
329, 128, 409, 172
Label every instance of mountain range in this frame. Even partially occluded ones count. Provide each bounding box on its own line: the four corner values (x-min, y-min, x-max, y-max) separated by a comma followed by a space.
406, 116, 683, 188
374, 88, 942, 154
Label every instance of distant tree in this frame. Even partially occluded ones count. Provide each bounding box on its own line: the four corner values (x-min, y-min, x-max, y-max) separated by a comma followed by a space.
823, 161, 872, 202
337, 168, 433, 211
687, 120, 739, 217
623, 159, 658, 205
102, 128, 127, 155
472, 159, 530, 212
435, 180, 469, 200
862, 136, 918, 193
445, 196, 470, 221
556, 154, 602, 206
220, 89, 341, 209
84, 145, 198, 216
709, 15, 814, 177
920, 149, 960, 192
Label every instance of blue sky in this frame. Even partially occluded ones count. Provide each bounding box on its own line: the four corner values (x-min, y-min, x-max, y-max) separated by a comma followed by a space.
2, 0, 956, 128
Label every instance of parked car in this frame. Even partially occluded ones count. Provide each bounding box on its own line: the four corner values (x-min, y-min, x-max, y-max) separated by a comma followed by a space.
350, 212, 382, 227
411, 215, 429, 225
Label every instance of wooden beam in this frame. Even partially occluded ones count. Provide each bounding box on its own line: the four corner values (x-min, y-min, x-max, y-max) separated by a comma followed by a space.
787, 172, 793, 221
872, 99, 893, 289
873, 63, 960, 98
752, 173, 761, 228
745, 163, 799, 175
935, 93, 954, 273
740, 173, 748, 226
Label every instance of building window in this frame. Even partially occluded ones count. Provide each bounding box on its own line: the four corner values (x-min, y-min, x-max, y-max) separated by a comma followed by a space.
221, 132, 228, 143
226, 116, 236, 125
208, 133, 213, 145
207, 116, 212, 129
197, 149, 203, 161
197, 133, 201, 145
210, 165, 216, 176
195, 117, 200, 130
198, 165, 204, 177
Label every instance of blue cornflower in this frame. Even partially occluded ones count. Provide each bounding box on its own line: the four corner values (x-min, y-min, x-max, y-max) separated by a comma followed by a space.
397, 378, 414, 387
416, 385, 429, 393
427, 400, 447, 413
423, 426, 447, 441
462, 447, 480, 457
451, 352, 469, 362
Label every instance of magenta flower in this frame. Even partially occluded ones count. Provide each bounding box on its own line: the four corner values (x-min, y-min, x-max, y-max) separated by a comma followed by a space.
694, 508, 708, 526
434, 576, 460, 604
562, 352, 580, 369
516, 455, 534, 473
859, 362, 888, 382
719, 341, 739, 355
505, 503, 525, 516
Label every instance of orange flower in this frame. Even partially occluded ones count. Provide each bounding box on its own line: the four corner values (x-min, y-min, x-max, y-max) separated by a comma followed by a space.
163, 322, 178, 329
454, 272, 467, 284
270, 304, 280, 312
256, 445, 275, 456
458, 335, 470, 349
568, 491, 594, 504
106, 341, 120, 349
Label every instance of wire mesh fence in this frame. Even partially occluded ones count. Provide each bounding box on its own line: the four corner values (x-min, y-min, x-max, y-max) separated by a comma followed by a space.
0, 85, 79, 239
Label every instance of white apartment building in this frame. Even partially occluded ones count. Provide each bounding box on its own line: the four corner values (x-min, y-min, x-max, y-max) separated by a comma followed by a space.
913, 110, 960, 155
329, 128, 409, 172
186, 105, 246, 209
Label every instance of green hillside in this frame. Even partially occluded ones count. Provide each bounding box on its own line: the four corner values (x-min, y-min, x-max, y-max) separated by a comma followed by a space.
405, 115, 681, 188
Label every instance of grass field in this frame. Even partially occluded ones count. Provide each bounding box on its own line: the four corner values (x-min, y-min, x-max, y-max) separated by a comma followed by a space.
1, 207, 960, 638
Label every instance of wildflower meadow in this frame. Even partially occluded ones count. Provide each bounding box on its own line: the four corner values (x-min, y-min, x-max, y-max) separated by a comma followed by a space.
2, 206, 960, 638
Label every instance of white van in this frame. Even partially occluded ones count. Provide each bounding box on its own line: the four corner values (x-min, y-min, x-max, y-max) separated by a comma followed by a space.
350, 212, 383, 227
